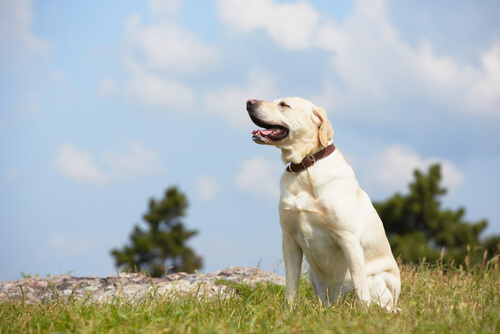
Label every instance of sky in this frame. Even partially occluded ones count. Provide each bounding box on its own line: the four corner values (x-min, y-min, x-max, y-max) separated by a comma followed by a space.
1, 0, 499, 281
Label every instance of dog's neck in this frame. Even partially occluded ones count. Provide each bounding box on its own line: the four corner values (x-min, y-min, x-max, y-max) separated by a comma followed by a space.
279, 140, 330, 165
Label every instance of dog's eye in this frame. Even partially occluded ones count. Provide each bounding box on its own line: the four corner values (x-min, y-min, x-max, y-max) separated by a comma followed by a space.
279, 102, 290, 108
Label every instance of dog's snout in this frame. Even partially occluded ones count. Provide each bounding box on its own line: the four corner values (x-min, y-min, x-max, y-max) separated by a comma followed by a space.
247, 99, 257, 109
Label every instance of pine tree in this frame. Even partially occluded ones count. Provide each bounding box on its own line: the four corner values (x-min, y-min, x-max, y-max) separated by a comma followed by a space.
111, 186, 203, 277
374, 164, 499, 265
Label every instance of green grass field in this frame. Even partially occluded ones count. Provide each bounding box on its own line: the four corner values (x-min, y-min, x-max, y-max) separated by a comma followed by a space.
1, 258, 498, 333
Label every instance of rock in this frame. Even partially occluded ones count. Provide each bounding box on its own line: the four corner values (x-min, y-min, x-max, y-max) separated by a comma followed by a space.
0, 266, 285, 304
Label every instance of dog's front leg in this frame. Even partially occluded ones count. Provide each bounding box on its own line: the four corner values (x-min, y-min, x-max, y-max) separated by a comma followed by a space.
282, 232, 303, 304
337, 233, 372, 306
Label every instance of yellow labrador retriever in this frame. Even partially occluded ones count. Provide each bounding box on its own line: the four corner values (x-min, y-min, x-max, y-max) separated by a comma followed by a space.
246, 97, 400, 311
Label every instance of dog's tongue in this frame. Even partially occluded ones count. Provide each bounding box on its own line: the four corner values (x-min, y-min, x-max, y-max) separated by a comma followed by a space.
252, 129, 279, 135
252, 129, 273, 136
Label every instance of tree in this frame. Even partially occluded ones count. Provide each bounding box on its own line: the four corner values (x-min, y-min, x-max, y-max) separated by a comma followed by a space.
374, 164, 499, 265
111, 186, 203, 277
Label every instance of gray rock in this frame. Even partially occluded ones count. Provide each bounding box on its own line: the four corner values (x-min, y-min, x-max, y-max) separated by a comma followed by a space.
0, 266, 285, 304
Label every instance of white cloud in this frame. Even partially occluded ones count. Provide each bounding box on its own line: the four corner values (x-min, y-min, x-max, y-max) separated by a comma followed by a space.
0, 0, 47, 74
217, 0, 500, 118
149, 0, 183, 16
53, 143, 107, 185
126, 73, 195, 111
362, 145, 464, 196
203, 70, 277, 128
124, 17, 217, 75
102, 141, 163, 180
466, 44, 500, 113
235, 157, 282, 200
50, 232, 89, 257
195, 175, 219, 202
97, 78, 117, 97
217, 0, 320, 50
317, 1, 500, 117
123, 11, 217, 113
52, 141, 163, 185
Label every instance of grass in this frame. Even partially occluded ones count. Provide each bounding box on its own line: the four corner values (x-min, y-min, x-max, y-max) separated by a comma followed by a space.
1, 258, 499, 333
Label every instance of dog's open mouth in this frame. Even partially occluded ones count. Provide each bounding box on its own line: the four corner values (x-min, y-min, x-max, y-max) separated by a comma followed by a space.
249, 114, 289, 144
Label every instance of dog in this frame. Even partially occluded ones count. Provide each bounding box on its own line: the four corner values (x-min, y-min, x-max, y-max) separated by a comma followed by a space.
246, 97, 400, 311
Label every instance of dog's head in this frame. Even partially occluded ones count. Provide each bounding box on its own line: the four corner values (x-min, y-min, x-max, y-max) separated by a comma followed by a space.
246, 97, 334, 163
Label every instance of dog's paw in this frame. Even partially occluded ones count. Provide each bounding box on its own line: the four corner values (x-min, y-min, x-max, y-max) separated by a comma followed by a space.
389, 306, 401, 314
357, 297, 373, 309
285, 295, 297, 310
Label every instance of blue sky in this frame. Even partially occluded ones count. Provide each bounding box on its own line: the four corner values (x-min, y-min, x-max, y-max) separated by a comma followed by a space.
1, 0, 499, 281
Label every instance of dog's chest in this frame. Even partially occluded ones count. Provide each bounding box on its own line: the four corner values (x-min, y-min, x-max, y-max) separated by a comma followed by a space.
279, 180, 329, 235
280, 170, 327, 212
280, 186, 341, 261
280, 188, 318, 213
279, 170, 342, 236
280, 178, 347, 277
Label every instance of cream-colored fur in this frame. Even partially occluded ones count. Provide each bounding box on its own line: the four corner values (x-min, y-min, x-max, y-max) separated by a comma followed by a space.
246, 97, 401, 311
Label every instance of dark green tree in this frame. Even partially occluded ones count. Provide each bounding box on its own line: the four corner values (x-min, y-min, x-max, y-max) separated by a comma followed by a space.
374, 164, 499, 265
111, 186, 203, 277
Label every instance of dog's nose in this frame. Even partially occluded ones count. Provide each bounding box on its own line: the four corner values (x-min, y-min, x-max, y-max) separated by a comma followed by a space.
246, 99, 257, 108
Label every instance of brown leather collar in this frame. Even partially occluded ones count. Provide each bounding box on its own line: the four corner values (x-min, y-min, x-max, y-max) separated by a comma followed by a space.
286, 143, 336, 173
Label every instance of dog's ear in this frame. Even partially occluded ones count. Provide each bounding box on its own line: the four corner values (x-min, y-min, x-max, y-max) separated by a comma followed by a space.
312, 106, 334, 147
